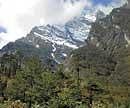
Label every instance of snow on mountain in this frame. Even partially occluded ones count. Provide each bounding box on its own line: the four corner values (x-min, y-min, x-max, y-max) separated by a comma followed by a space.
28, 7, 98, 49
0, 7, 103, 64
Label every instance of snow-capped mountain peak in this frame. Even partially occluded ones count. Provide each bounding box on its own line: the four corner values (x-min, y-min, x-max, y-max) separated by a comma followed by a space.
0, 7, 104, 64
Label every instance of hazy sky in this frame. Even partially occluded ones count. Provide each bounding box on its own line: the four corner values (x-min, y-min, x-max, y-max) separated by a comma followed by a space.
0, 0, 128, 48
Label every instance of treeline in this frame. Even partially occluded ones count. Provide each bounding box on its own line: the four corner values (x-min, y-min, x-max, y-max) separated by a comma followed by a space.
0, 52, 99, 108
0, 49, 130, 108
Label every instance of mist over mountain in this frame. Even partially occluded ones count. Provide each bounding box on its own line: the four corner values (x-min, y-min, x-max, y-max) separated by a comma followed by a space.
0, 1, 130, 107
0, 0, 128, 67
0, 6, 98, 65
0, 0, 127, 49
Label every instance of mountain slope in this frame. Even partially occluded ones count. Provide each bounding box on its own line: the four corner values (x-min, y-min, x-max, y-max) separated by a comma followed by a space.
62, 7, 130, 107
0, 7, 99, 65
65, 7, 130, 84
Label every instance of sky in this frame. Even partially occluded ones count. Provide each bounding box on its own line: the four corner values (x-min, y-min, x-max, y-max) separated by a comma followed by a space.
0, 26, 6, 33
92, 0, 113, 5
0, 0, 128, 48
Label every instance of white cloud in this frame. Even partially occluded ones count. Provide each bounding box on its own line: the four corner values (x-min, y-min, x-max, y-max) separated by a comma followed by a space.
0, 0, 127, 48
0, 0, 89, 48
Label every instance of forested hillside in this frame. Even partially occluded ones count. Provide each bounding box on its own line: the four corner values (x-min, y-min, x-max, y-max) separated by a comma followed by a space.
0, 7, 130, 108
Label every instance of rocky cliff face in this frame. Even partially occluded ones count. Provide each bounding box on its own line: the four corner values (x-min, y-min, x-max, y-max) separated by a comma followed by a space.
87, 7, 130, 53
65, 7, 130, 85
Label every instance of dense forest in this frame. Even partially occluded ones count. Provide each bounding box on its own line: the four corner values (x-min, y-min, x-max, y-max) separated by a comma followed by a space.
0, 50, 129, 108
0, 46, 130, 108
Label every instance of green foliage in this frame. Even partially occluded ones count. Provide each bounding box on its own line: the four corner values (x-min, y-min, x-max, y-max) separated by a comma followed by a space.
0, 51, 130, 107
0, 102, 8, 108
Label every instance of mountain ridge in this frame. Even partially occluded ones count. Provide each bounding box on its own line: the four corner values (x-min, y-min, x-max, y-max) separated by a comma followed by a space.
65, 7, 130, 84
0, 7, 101, 65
